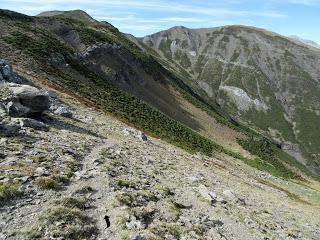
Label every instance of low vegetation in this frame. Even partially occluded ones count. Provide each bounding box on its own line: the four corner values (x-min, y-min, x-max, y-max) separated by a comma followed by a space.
24, 196, 97, 239
35, 177, 59, 190
0, 183, 22, 203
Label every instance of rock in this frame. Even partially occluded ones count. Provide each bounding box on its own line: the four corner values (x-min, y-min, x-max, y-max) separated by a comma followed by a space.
14, 176, 29, 183
126, 220, 146, 230
47, 53, 67, 66
0, 60, 23, 84
0, 138, 7, 145
130, 234, 146, 240
0, 103, 7, 118
0, 120, 20, 136
0, 72, 4, 82
34, 167, 49, 176
14, 118, 49, 131
1, 63, 12, 79
222, 190, 237, 202
123, 128, 148, 141
9, 84, 50, 113
198, 185, 226, 205
6, 101, 31, 117
53, 106, 72, 118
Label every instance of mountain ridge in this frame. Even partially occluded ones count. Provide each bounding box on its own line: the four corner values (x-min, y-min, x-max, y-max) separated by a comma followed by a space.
1, 9, 320, 240
136, 23, 320, 173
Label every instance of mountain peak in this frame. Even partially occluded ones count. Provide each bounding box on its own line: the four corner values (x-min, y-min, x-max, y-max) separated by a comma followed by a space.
37, 9, 97, 23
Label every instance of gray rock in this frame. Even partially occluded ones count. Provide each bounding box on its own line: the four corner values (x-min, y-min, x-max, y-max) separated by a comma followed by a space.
0, 60, 23, 83
47, 53, 67, 66
126, 220, 146, 230
9, 84, 50, 113
123, 128, 148, 141
53, 106, 72, 118
0, 138, 7, 145
6, 101, 30, 117
1, 64, 12, 79
0, 103, 7, 118
0, 72, 4, 82
130, 235, 146, 240
34, 167, 49, 176
7, 72, 23, 84
14, 118, 49, 131
0, 120, 20, 136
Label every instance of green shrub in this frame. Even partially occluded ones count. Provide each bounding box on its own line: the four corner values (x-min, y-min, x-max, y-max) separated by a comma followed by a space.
0, 183, 22, 202
35, 177, 58, 190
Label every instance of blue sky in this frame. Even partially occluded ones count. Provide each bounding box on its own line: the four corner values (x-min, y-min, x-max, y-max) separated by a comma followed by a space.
0, 0, 319, 43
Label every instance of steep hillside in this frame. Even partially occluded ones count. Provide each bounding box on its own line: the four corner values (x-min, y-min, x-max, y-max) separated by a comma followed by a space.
1, 78, 320, 240
138, 25, 320, 173
0, 9, 317, 181
1, 9, 320, 240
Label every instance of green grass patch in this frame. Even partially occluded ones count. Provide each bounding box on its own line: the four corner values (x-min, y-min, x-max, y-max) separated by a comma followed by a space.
0, 183, 22, 203
35, 177, 59, 190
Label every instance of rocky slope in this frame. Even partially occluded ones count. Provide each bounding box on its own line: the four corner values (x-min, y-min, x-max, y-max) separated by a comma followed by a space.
1, 9, 320, 239
1, 62, 320, 240
137, 25, 320, 173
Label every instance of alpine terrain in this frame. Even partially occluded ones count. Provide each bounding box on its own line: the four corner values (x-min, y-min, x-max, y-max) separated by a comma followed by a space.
0, 9, 320, 240
137, 25, 320, 173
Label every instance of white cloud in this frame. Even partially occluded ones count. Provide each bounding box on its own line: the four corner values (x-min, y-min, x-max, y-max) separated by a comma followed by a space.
1, 0, 287, 18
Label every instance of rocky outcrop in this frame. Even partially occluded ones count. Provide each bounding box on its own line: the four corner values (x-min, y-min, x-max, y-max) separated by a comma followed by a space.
123, 128, 148, 141
7, 84, 50, 116
0, 59, 24, 84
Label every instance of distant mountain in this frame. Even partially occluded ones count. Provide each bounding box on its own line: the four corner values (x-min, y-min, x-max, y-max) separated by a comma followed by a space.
37, 9, 97, 23
137, 25, 320, 172
289, 35, 320, 49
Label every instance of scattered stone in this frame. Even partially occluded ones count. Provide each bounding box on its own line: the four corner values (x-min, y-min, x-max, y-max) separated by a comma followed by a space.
126, 220, 146, 230
0, 120, 20, 136
0, 138, 7, 145
34, 167, 49, 176
6, 101, 30, 117
0, 103, 7, 118
130, 234, 146, 240
14, 118, 49, 131
53, 106, 72, 118
0, 60, 23, 83
123, 128, 147, 141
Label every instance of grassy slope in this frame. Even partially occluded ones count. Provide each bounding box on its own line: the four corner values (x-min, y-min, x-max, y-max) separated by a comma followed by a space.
0, 11, 317, 180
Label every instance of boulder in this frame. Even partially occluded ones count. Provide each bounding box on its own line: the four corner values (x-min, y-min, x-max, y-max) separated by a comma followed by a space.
4, 83, 50, 117
9, 84, 50, 112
